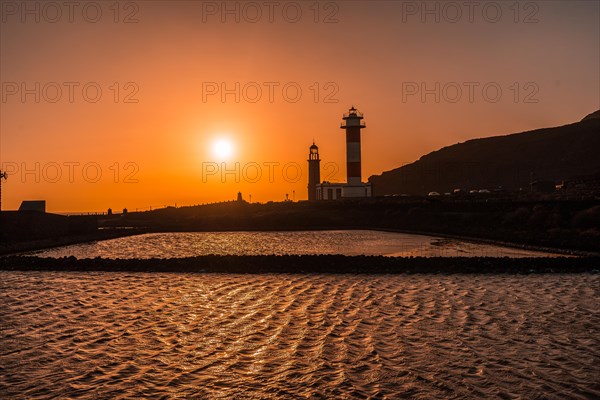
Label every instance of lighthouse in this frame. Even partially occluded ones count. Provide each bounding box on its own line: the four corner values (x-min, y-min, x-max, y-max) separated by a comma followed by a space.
313, 106, 372, 200
341, 106, 366, 185
307, 142, 321, 201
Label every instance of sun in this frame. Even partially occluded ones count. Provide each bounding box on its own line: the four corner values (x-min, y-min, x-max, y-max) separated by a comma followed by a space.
212, 138, 234, 160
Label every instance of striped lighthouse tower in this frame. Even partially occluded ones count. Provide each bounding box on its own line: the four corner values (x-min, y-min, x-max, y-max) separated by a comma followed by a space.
340, 106, 366, 185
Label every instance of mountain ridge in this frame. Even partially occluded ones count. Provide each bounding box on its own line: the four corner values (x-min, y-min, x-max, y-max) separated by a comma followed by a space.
369, 111, 600, 195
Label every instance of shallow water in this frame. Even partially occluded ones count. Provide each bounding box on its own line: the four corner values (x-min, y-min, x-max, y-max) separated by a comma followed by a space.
25, 230, 564, 259
1, 272, 598, 398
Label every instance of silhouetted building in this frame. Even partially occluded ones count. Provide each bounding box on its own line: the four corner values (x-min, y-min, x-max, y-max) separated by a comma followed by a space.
318, 182, 343, 200
18, 200, 46, 213
237, 192, 243, 202
307, 142, 321, 201
2, 210, 97, 241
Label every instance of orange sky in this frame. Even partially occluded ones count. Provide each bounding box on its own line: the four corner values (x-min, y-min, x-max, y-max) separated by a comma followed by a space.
1, 1, 599, 212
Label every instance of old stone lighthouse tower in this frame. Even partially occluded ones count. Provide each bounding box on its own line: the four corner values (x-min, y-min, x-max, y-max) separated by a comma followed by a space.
307, 142, 321, 201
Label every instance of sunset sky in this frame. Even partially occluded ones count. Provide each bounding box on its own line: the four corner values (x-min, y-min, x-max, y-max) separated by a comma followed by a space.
1, 0, 599, 212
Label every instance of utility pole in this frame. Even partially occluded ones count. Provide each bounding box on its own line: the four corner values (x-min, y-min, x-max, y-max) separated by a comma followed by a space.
0, 170, 7, 239
0, 170, 6, 212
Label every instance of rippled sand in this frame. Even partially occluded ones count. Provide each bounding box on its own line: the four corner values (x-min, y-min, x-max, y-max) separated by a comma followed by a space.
1, 272, 598, 399
25, 231, 565, 259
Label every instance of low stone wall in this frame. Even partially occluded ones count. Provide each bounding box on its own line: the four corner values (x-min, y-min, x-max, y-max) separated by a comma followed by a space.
1, 255, 598, 274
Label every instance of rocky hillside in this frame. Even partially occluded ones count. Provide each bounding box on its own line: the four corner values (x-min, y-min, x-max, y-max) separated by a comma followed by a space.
369, 111, 600, 195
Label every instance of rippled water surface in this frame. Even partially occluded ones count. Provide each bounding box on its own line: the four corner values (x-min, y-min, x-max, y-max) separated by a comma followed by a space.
1, 272, 598, 399
26, 230, 564, 258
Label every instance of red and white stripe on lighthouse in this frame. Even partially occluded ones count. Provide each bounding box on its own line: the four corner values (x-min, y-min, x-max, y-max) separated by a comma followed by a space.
340, 106, 366, 185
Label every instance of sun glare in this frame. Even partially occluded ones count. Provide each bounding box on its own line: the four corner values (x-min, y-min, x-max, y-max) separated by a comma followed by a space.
212, 138, 234, 160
